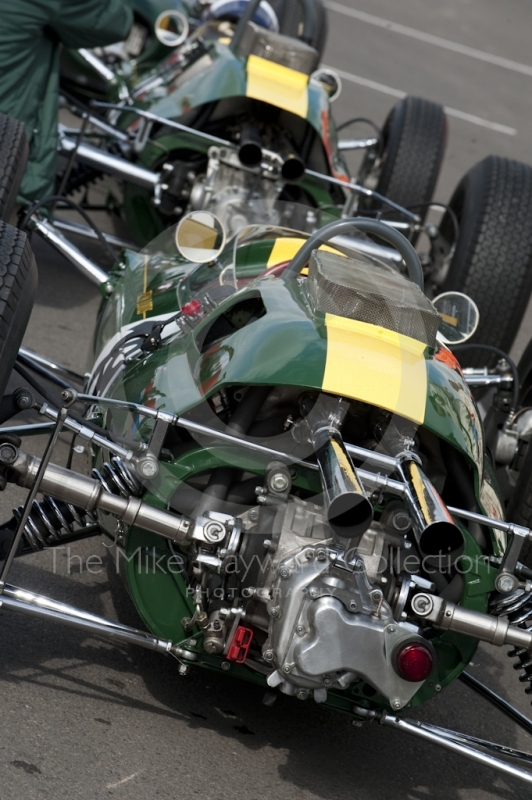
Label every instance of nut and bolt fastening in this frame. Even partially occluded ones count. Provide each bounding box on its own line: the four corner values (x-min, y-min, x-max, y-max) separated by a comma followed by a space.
296, 625, 305, 635
0, 444, 18, 464
386, 625, 396, 634
296, 689, 309, 700
283, 664, 293, 674
270, 606, 281, 618
203, 521, 225, 543
178, 664, 189, 676
316, 548, 327, 562
137, 458, 159, 479
263, 649, 275, 662
61, 388, 75, 404
434, 684, 442, 692
221, 661, 231, 671
270, 472, 290, 492
392, 700, 402, 710
249, 509, 259, 522
411, 593, 434, 616
309, 587, 319, 599
305, 550, 314, 560
322, 676, 333, 687
370, 589, 383, 603
495, 573, 518, 593
279, 567, 290, 579
349, 601, 357, 612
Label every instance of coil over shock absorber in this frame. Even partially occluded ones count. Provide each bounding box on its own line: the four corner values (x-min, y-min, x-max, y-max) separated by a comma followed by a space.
13, 457, 142, 552
491, 589, 532, 701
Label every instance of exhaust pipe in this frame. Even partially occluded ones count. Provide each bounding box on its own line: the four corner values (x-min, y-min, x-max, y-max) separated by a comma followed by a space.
59, 134, 160, 189
275, 134, 305, 183
397, 453, 464, 557
238, 122, 263, 168
313, 424, 373, 540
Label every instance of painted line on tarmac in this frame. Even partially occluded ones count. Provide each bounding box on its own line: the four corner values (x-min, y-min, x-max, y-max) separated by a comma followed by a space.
327, 66, 517, 136
325, 1, 532, 78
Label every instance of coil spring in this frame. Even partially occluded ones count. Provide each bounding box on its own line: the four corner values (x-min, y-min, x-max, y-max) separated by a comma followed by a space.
490, 589, 532, 700
14, 457, 142, 552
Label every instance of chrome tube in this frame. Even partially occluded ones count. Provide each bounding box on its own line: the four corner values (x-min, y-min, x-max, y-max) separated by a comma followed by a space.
238, 122, 263, 167
31, 217, 109, 287
53, 217, 138, 251
19, 346, 85, 384
353, 707, 532, 786
77, 49, 116, 84
337, 137, 379, 151
314, 427, 373, 539
2, 450, 191, 545
397, 454, 464, 556
275, 134, 305, 182
59, 134, 160, 189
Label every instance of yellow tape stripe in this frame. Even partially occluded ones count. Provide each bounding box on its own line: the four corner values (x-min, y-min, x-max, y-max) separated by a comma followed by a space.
267, 238, 340, 268
246, 55, 309, 118
323, 314, 427, 424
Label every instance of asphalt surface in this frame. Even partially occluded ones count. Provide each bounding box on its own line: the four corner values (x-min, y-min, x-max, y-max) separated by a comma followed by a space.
2, 2, 532, 798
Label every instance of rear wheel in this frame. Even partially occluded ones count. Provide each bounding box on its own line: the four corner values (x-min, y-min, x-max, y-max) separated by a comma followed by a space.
0, 114, 28, 221
274, 0, 328, 55
0, 223, 37, 400
437, 156, 532, 363
358, 96, 447, 234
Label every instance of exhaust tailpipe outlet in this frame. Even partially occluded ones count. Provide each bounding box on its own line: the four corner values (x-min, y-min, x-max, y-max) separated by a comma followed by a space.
238, 122, 263, 167
314, 425, 374, 540
397, 453, 464, 557
276, 134, 305, 183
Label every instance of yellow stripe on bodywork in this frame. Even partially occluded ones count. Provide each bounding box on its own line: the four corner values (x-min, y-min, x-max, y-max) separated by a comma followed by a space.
323, 314, 428, 424
246, 55, 309, 118
267, 238, 340, 267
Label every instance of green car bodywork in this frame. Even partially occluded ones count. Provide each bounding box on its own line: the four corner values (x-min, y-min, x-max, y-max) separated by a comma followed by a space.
87, 228, 505, 716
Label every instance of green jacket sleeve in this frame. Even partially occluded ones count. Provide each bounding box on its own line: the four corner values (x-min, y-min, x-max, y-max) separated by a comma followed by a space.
50, 0, 133, 49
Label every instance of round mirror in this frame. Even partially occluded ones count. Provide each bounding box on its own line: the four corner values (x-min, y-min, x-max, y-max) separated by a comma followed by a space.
433, 291, 480, 344
310, 68, 342, 102
175, 211, 227, 263
154, 10, 189, 47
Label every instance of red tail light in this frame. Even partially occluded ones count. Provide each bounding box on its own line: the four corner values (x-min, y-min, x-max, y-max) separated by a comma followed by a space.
395, 643, 434, 682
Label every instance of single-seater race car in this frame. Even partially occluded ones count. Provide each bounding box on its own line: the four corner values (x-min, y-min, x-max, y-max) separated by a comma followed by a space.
2, 172, 532, 785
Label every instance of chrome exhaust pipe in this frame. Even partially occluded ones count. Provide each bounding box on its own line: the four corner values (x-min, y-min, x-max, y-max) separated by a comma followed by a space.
59, 133, 160, 189
314, 425, 373, 540
397, 453, 464, 557
238, 122, 263, 167
275, 134, 305, 183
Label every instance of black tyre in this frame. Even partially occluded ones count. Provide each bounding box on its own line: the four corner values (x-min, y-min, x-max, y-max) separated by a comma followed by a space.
274, 0, 328, 56
0, 223, 38, 400
0, 114, 28, 221
358, 96, 447, 232
438, 156, 532, 363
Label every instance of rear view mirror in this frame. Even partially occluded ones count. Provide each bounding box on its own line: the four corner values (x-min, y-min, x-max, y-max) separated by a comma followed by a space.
154, 10, 189, 48
175, 211, 226, 263
433, 291, 480, 344
310, 68, 342, 102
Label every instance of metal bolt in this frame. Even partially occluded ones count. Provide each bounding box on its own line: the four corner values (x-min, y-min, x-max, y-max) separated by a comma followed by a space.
137, 458, 159, 479
296, 689, 308, 700
434, 684, 442, 692
0, 444, 18, 464
296, 625, 305, 635
316, 548, 327, 562
305, 550, 314, 560
495, 572, 518, 593
61, 388, 75, 405
370, 589, 383, 603
412, 593, 434, 616
270, 472, 290, 493
15, 391, 33, 410
392, 700, 402, 710
263, 649, 275, 662
269, 606, 281, 619
283, 664, 292, 674
221, 661, 231, 671
249, 509, 259, 522
322, 676, 333, 687
349, 601, 357, 612
309, 587, 319, 599
387, 625, 396, 634
178, 664, 189, 676
279, 567, 290, 579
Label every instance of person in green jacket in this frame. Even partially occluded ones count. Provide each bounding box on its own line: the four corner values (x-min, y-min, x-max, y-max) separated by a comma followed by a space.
0, 0, 133, 204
